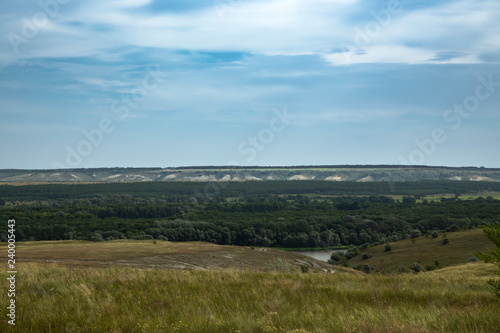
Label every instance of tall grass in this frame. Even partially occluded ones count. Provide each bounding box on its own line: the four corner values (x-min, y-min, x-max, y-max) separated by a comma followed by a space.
1, 263, 498, 332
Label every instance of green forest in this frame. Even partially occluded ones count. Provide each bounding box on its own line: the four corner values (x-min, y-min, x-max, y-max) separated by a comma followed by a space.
1, 180, 499, 248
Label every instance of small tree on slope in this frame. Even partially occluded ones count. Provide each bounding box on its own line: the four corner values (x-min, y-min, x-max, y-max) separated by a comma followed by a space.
476, 224, 500, 298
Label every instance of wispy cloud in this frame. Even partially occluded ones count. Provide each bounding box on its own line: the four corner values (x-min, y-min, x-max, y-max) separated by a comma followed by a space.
0, 0, 499, 168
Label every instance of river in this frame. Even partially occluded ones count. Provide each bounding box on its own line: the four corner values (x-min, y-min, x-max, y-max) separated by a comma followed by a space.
296, 249, 347, 262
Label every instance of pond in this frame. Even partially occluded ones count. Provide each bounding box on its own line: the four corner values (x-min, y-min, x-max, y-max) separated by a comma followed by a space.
296, 249, 347, 262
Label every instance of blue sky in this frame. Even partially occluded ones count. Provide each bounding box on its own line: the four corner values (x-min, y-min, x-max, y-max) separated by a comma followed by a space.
1, 0, 499, 169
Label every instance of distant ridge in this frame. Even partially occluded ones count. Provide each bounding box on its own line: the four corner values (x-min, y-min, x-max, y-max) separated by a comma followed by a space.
2, 164, 499, 172
0, 165, 499, 183
172, 165, 499, 170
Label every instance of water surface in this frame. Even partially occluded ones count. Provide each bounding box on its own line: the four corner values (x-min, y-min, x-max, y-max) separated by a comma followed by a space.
296, 249, 346, 262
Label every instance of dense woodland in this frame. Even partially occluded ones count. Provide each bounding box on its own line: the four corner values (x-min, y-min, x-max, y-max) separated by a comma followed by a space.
1, 181, 499, 247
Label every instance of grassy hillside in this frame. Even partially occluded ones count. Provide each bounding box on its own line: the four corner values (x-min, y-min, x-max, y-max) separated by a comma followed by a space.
11, 240, 343, 272
348, 229, 496, 273
0, 262, 498, 332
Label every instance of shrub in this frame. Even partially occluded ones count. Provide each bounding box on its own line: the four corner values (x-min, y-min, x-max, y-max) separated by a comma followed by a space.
431, 231, 439, 238
130, 234, 153, 240
268, 258, 292, 273
398, 265, 406, 273
345, 250, 357, 259
362, 264, 372, 274
89, 232, 103, 242
361, 252, 372, 260
442, 237, 449, 245
300, 264, 309, 273
330, 253, 342, 262
329, 255, 349, 266
359, 243, 371, 250
411, 229, 421, 239
402, 196, 416, 204
412, 262, 422, 273
467, 256, 479, 262
384, 243, 392, 252
101, 230, 124, 240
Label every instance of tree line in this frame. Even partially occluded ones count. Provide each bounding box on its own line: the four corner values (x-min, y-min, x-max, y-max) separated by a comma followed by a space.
1, 183, 498, 247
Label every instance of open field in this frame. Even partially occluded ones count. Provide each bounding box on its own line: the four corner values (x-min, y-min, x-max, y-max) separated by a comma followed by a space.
348, 229, 496, 273
0, 261, 498, 332
420, 191, 500, 201
6, 240, 344, 272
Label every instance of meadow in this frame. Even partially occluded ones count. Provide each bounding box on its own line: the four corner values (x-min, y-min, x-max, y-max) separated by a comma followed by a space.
0, 261, 498, 333
9, 240, 339, 271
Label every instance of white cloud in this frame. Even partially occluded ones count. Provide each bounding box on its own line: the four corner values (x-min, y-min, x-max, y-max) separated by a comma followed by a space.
0, 0, 357, 64
1, 0, 498, 67
323, 45, 481, 66
323, 0, 500, 65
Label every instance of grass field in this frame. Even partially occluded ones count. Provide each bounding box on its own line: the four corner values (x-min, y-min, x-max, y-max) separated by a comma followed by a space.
420, 192, 500, 201
0, 262, 498, 332
348, 229, 496, 273
8, 240, 346, 272
2, 232, 499, 332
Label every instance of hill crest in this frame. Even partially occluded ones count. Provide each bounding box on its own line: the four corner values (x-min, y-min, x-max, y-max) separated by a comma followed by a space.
1, 165, 500, 183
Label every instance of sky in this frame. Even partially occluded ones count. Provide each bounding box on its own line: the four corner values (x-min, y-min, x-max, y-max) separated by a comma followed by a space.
0, 0, 499, 169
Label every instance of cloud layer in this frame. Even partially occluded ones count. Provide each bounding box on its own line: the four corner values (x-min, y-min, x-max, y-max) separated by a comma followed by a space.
1, 0, 499, 168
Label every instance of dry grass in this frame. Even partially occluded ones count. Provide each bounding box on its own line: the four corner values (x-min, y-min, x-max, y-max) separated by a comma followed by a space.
1, 238, 498, 332
15, 240, 224, 260
5, 240, 349, 272
0, 262, 498, 332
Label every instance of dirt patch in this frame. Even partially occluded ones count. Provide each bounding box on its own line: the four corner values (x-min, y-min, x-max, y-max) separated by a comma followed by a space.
10, 240, 351, 272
